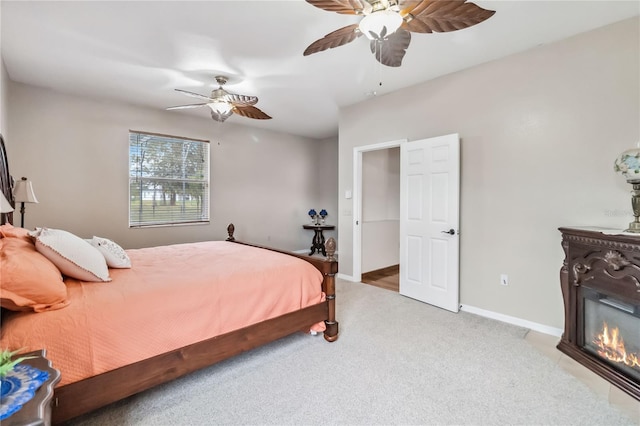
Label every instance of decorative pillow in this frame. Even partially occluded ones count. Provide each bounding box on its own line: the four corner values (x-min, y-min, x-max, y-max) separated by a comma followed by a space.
0, 223, 34, 244
90, 236, 131, 268
29, 228, 111, 282
0, 237, 69, 312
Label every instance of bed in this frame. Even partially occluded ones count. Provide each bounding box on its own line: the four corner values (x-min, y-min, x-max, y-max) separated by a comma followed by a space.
0, 134, 338, 423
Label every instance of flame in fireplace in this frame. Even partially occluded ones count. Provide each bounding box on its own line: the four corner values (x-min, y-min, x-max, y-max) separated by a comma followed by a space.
593, 322, 640, 369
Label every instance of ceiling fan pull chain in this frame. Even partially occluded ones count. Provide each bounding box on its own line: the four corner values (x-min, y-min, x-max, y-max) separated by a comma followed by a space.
376, 40, 383, 88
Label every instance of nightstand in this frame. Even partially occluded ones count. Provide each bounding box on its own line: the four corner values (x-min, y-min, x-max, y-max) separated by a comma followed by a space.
3, 349, 60, 426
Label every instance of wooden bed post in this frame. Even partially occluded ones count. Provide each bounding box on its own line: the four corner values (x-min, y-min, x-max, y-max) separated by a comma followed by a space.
323, 237, 339, 342
226, 223, 235, 241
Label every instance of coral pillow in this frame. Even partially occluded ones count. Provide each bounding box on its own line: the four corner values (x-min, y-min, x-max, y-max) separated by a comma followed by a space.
0, 237, 69, 312
0, 223, 34, 244
90, 236, 131, 268
29, 228, 111, 282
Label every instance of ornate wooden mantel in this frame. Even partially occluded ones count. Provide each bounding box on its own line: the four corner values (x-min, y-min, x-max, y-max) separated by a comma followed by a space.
558, 227, 640, 401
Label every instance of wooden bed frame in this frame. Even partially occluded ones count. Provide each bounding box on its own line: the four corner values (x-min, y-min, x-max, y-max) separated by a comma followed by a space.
0, 134, 339, 424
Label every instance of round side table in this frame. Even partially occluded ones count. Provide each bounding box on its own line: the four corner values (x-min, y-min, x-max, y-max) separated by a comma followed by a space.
302, 224, 335, 256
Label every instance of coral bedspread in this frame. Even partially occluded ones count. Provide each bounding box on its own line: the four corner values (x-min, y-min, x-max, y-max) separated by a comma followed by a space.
0, 241, 324, 386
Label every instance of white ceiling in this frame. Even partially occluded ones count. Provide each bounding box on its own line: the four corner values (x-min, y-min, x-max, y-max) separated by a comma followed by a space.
1, 1, 638, 139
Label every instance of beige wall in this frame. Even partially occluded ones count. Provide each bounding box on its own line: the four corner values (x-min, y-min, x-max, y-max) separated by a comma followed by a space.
0, 2, 4, 136
0, 58, 7, 137
338, 18, 640, 329
6, 81, 338, 251
314, 135, 339, 245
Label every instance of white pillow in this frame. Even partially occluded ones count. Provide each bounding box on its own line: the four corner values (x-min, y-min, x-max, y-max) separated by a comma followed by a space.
29, 228, 111, 282
90, 236, 131, 268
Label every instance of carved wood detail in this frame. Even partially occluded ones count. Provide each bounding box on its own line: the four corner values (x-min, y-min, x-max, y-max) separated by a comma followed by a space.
572, 250, 640, 292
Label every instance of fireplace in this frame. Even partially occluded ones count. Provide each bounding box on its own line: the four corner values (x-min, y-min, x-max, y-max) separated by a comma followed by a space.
558, 227, 640, 400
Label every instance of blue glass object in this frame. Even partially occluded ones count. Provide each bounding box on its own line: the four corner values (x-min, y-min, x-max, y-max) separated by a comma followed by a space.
0, 364, 49, 420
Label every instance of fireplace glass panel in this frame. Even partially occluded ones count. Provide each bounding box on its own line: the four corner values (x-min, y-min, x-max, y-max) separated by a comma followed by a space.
583, 291, 640, 383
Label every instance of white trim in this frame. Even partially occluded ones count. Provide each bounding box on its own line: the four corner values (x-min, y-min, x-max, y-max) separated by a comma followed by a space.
337, 273, 358, 282
460, 304, 563, 337
353, 139, 406, 284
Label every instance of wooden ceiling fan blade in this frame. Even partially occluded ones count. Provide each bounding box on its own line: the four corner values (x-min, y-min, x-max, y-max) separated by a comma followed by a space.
402, 0, 495, 33
233, 105, 272, 120
305, 0, 367, 14
174, 88, 215, 102
225, 93, 259, 106
304, 24, 362, 56
166, 103, 209, 110
398, 0, 423, 14
370, 28, 411, 67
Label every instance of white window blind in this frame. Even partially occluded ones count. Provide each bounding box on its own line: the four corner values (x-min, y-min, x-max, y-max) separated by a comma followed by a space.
129, 131, 210, 227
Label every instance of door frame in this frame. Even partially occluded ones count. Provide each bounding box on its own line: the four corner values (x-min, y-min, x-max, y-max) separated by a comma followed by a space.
352, 139, 406, 282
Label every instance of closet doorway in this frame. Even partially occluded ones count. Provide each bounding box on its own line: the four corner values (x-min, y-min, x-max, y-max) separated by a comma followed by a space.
360, 147, 401, 292
353, 140, 404, 286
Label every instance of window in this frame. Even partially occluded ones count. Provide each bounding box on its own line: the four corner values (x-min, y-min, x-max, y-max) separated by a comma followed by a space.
129, 131, 210, 227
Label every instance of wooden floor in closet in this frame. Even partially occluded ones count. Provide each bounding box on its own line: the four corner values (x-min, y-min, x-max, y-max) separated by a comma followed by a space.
361, 265, 399, 292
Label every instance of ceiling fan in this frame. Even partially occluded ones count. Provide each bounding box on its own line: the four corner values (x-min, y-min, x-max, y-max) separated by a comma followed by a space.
303, 0, 496, 67
167, 76, 272, 122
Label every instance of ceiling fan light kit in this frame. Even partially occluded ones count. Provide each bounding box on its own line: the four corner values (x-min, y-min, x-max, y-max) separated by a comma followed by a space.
167, 75, 271, 123
359, 10, 403, 40
304, 0, 496, 67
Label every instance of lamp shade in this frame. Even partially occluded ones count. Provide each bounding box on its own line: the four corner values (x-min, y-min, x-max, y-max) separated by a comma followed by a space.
359, 10, 403, 40
0, 192, 13, 213
13, 177, 39, 203
614, 147, 640, 182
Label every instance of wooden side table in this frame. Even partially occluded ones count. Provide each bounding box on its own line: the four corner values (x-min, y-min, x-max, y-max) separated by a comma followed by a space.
303, 224, 335, 256
3, 349, 60, 426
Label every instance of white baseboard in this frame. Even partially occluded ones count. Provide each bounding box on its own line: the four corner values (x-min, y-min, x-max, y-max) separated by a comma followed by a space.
460, 304, 563, 337
337, 273, 358, 281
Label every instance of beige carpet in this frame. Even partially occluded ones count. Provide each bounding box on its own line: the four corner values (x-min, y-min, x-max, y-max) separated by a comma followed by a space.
67, 279, 637, 425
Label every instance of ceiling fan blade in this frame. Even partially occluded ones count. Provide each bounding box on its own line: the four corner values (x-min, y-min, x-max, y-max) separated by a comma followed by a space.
232, 105, 272, 120
174, 88, 215, 102
397, 0, 423, 13
305, 0, 367, 14
166, 103, 209, 110
401, 0, 495, 33
225, 93, 259, 107
370, 28, 411, 67
304, 23, 362, 56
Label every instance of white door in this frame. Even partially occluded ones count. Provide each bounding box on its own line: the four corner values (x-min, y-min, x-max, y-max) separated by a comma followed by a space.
399, 134, 460, 312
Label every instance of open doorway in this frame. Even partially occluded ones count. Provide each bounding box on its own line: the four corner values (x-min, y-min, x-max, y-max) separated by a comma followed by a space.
352, 139, 405, 289
360, 147, 400, 292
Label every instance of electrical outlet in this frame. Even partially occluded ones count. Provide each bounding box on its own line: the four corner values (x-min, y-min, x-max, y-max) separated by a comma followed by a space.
500, 274, 508, 286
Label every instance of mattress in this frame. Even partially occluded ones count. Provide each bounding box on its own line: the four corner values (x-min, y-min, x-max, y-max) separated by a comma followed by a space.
0, 241, 324, 386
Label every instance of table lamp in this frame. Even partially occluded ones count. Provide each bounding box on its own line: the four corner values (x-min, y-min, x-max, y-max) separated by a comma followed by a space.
13, 177, 38, 228
614, 145, 640, 232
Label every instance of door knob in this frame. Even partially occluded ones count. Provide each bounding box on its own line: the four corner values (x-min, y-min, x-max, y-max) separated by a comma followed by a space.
441, 229, 455, 235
